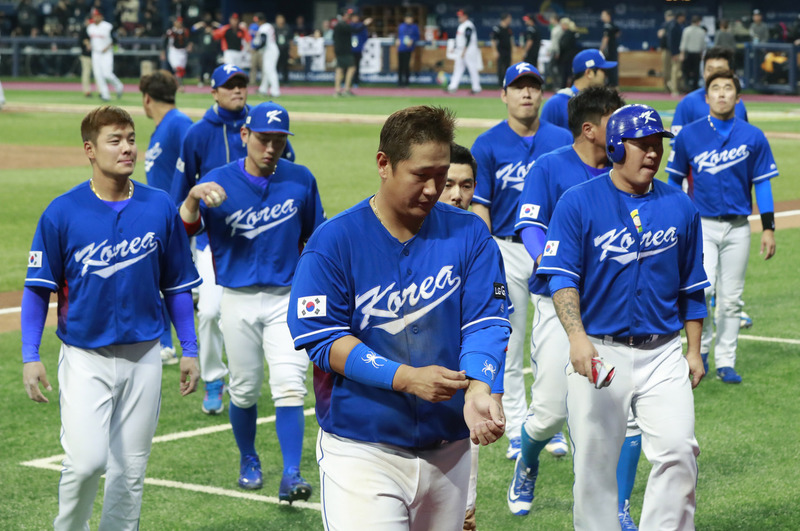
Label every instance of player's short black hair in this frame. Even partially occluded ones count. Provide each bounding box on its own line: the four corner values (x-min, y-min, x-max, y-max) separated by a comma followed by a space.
450, 142, 477, 180
705, 69, 741, 95
704, 46, 735, 70
379, 106, 455, 169
567, 86, 626, 139
139, 69, 178, 104
81, 106, 135, 143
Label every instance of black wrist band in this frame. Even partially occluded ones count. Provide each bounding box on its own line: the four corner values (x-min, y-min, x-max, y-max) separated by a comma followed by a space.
761, 212, 775, 231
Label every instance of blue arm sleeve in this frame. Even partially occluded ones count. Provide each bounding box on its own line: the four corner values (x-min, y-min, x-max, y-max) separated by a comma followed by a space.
520, 226, 547, 263
21, 286, 51, 363
754, 179, 774, 214
460, 324, 510, 387
164, 291, 198, 357
667, 172, 684, 188
678, 287, 707, 322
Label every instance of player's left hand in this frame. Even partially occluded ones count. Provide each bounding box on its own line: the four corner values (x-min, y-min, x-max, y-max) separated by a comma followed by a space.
464, 380, 505, 446
685, 350, 705, 388
179, 357, 200, 396
760, 229, 776, 260
23, 361, 52, 403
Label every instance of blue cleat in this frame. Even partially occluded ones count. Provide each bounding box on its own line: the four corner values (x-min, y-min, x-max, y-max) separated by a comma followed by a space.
279, 467, 312, 503
618, 499, 638, 530
545, 431, 568, 457
717, 367, 742, 384
506, 436, 521, 460
238, 454, 263, 490
740, 311, 753, 329
202, 379, 225, 414
507, 455, 538, 516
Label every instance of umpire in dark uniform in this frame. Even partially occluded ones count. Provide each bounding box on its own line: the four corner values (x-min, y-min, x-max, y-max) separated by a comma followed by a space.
491, 13, 514, 86
522, 14, 541, 67
600, 9, 620, 87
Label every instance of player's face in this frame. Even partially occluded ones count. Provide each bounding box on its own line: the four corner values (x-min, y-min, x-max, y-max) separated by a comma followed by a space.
85, 124, 137, 178
703, 58, 730, 80
242, 130, 288, 176
378, 141, 450, 219
438, 163, 475, 209
213, 77, 248, 112
586, 68, 607, 87
706, 78, 740, 119
502, 78, 543, 122
587, 112, 613, 147
616, 134, 663, 194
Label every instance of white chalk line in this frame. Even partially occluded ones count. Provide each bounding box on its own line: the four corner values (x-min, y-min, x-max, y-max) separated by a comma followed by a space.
20, 407, 322, 511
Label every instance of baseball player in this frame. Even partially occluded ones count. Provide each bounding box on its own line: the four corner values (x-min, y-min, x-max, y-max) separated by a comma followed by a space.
22, 106, 201, 530
448, 9, 482, 94
287, 106, 510, 531
538, 104, 707, 530
163, 17, 192, 89
255, 16, 281, 97
140, 69, 193, 365
213, 13, 250, 67
471, 62, 572, 460
540, 48, 617, 131
508, 86, 643, 530
86, 9, 124, 102
665, 70, 778, 384
179, 101, 324, 500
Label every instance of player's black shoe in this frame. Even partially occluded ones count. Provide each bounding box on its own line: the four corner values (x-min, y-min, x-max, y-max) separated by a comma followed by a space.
279, 467, 312, 504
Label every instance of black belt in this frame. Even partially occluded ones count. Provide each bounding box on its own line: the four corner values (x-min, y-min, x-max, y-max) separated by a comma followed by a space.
590, 331, 680, 348
500, 235, 523, 244
703, 214, 746, 222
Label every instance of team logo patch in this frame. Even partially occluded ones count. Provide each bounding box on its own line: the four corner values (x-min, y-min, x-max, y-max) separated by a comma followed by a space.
28, 251, 42, 268
176, 157, 185, 173
298, 295, 327, 318
493, 282, 506, 299
519, 203, 540, 219
544, 240, 559, 256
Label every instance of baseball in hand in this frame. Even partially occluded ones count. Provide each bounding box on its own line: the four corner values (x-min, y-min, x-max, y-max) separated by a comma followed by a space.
205, 190, 223, 207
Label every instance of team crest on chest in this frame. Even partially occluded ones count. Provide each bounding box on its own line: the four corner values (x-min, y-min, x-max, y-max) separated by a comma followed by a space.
225, 199, 298, 239
594, 225, 678, 265
74, 232, 160, 278
496, 160, 535, 191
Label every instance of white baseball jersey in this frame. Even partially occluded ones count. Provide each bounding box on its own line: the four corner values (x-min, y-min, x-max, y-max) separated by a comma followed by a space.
87, 20, 114, 53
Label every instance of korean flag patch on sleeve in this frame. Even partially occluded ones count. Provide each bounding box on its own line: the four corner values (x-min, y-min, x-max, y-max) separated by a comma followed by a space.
298, 296, 327, 318
28, 251, 42, 268
543, 241, 559, 256
519, 203, 540, 219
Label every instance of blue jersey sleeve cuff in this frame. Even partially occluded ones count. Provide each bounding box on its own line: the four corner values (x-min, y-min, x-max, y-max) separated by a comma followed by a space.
548, 275, 579, 296
460, 325, 509, 386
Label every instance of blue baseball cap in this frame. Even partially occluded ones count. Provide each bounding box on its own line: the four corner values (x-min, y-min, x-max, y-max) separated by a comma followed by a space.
211, 64, 248, 88
245, 102, 294, 135
503, 62, 543, 89
572, 49, 617, 75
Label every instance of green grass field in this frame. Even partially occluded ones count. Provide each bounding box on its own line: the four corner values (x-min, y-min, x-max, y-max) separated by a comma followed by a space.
1, 89, 798, 530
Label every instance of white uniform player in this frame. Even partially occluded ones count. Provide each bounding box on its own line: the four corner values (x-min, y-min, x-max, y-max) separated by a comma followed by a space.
448, 9, 482, 94
287, 106, 510, 531
86, 9, 124, 101
256, 21, 281, 97
21, 106, 200, 530
538, 104, 707, 530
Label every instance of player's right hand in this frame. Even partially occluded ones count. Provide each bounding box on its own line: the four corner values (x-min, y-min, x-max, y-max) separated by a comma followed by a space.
568, 335, 598, 384
393, 365, 469, 402
22, 361, 52, 403
190, 182, 227, 208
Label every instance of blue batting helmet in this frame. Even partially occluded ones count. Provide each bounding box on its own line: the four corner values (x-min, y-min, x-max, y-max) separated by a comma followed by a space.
606, 104, 674, 163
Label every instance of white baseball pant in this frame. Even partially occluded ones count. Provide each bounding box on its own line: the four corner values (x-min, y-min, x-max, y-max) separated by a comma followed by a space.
91, 50, 123, 101
167, 47, 188, 73
195, 245, 226, 383
493, 237, 534, 442
317, 430, 471, 531
54, 340, 161, 531
259, 47, 280, 96
567, 334, 698, 531
448, 51, 482, 92
700, 216, 750, 369
220, 285, 308, 409
222, 50, 244, 68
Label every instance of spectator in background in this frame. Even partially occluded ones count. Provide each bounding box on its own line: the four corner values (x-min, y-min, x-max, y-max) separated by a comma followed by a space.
522, 14, 541, 68
350, 12, 369, 88
599, 9, 620, 87
192, 13, 221, 87
680, 15, 706, 92
275, 14, 292, 84
658, 10, 675, 92
750, 9, 769, 44
714, 19, 736, 52
213, 12, 249, 67
116, 0, 139, 35
666, 11, 686, 95
790, 14, 800, 46
332, 10, 372, 96
558, 17, 579, 89
248, 13, 263, 86
17, 0, 39, 36
396, 13, 420, 87
547, 13, 563, 90
79, 16, 93, 97
491, 13, 514, 86
294, 15, 308, 37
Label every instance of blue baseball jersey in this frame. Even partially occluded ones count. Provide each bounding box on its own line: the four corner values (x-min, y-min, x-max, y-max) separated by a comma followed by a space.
197, 158, 325, 288
537, 174, 709, 336
25, 182, 201, 349
145, 108, 193, 193
514, 144, 609, 295
665, 117, 778, 217
539, 87, 578, 131
287, 200, 511, 448
670, 87, 748, 137
472, 120, 573, 237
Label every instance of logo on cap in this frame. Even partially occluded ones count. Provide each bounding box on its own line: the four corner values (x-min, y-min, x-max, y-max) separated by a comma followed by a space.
640, 110, 656, 124
516, 63, 533, 73
266, 110, 282, 124
223, 64, 238, 74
